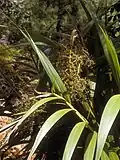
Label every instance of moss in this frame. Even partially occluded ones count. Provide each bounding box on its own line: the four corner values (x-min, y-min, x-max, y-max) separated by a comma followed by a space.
0, 44, 23, 61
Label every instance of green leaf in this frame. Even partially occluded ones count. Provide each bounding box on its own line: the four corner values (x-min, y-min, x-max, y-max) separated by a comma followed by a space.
27, 108, 72, 160
11, 96, 60, 133
98, 26, 120, 91
62, 122, 86, 160
80, 0, 92, 21
84, 131, 97, 160
109, 151, 119, 160
53, 93, 88, 123
101, 150, 110, 160
14, 42, 49, 47
95, 95, 120, 160
20, 29, 70, 102
83, 20, 94, 36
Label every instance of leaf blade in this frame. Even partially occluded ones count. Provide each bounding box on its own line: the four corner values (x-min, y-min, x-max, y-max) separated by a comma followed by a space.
12, 96, 60, 133
27, 108, 72, 160
109, 151, 119, 160
98, 26, 120, 91
101, 150, 110, 160
20, 29, 70, 102
84, 131, 97, 160
62, 122, 86, 160
95, 95, 120, 160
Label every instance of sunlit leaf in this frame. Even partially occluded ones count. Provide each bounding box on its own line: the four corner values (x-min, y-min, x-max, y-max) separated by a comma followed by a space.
55, 94, 88, 123
11, 96, 60, 133
101, 150, 110, 160
19, 29, 70, 102
98, 26, 120, 91
95, 95, 120, 160
62, 122, 86, 160
109, 151, 119, 160
27, 108, 72, 160
84, 131, 97, 160
14, 42, 49, 47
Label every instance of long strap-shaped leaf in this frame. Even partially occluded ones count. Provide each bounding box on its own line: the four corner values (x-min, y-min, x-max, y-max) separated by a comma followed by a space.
84, 131, 97, 160
79, 0, 92, 21
11, 96, 60, 133
97, 25, 120, 91
27, 108, 72, 160
95, 95, 120, 160
62, 122, 86, 160
19, 29, 70, 102
101, 150, 110, 160
109, 151, 119, 160
55, 94, 88, 123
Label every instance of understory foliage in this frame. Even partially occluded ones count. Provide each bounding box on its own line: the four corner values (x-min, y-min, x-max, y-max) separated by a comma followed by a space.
0, 0, 120, 160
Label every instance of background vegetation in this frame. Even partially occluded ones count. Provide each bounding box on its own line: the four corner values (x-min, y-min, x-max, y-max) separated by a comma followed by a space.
0, 0, 120, 160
